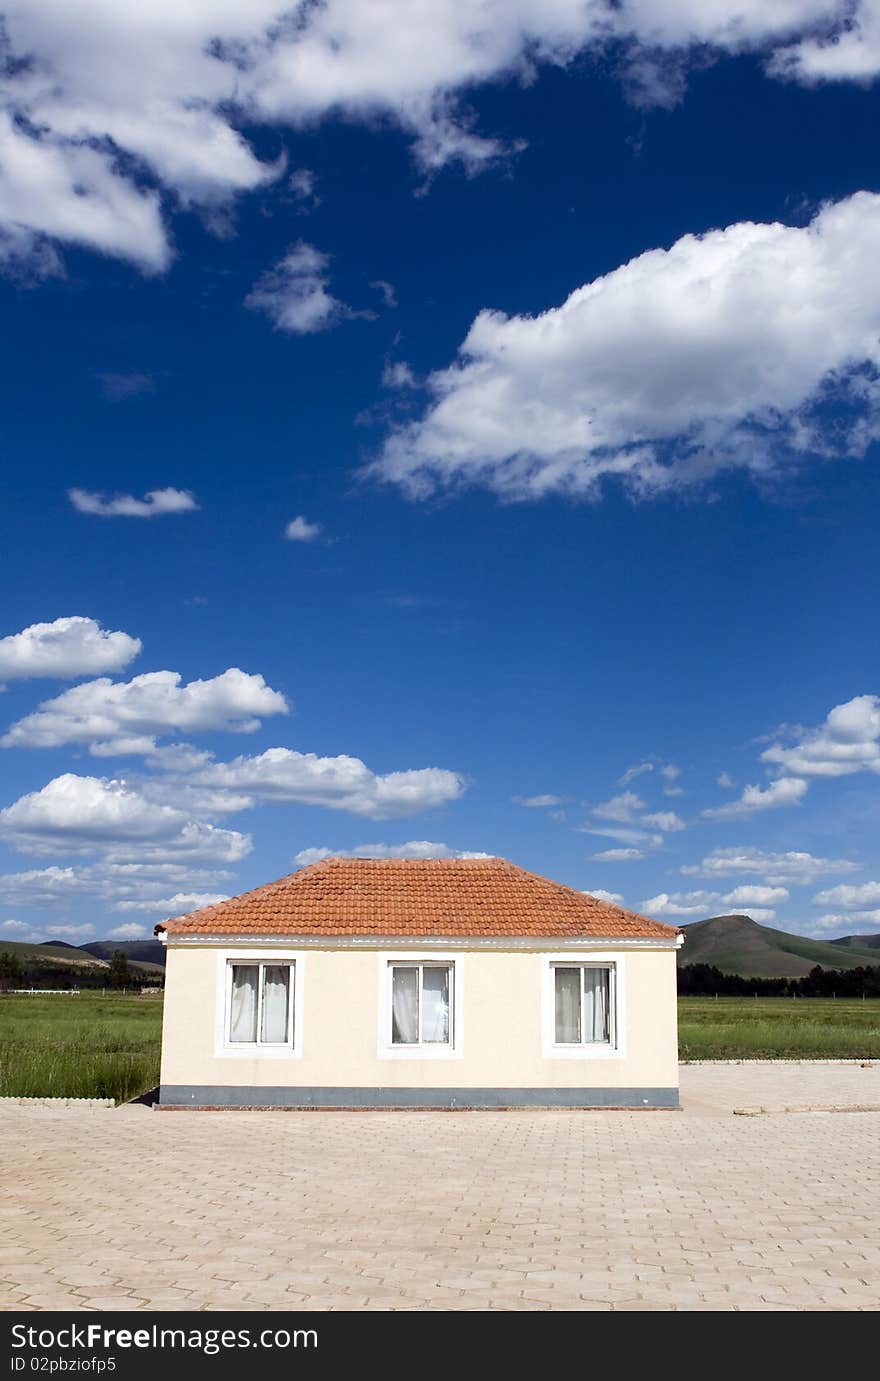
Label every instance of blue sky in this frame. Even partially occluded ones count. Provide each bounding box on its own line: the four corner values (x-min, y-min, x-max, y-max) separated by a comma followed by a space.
2, 4, 880, 945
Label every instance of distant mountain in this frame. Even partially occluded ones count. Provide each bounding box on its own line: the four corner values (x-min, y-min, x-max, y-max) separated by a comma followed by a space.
0, 937, 165, 987
679, 914, 880, 978
830, 934, 880, 952
0, 938, 110, 988
82, 939, 166, 971
9, 939, 110, 968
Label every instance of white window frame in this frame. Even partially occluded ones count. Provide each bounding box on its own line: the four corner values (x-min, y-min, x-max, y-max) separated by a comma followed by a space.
377, 952, 463, 1060
214, 949, 304, 1059
541, 953, 626, 1061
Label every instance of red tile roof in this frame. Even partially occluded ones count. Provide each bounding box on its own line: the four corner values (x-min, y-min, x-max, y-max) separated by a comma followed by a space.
157, 856, 678, 941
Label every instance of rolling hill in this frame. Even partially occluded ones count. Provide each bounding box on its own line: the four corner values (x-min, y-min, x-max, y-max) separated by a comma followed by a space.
82, 940, 165, 971
1, 939, 109, 969
830, 933, 880, 952
0, 937, 166, 988
679, 914, 880, 978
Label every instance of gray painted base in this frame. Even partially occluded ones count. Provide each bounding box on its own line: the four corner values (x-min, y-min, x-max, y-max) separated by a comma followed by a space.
159, 1085, 679, 1110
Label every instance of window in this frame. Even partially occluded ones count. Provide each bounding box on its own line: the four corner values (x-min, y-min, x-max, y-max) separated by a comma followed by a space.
552, 964, 613, 1046
227, 961, 294, 1047
390, 962, 453, 1047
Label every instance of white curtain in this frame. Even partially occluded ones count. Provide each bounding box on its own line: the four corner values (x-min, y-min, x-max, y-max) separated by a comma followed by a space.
583, 968, 610, 1043
421, 967, 450, 1044
554, 967, 582, 1043
261, 965, 290, 1043
391, 967, 419, 1044
230, 965, 258, 1043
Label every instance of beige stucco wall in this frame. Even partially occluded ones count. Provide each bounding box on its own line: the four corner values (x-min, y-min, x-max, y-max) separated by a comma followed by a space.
159, 942, 679, 1092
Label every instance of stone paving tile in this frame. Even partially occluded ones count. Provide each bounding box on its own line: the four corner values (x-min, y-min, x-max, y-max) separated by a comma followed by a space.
2, 1063, 879, 1313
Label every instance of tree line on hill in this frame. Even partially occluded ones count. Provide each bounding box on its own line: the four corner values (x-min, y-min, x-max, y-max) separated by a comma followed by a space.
678, 962, 880, 997
0, 949, 162, 991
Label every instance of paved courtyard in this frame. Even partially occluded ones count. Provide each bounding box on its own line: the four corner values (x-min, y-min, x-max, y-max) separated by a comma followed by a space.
2, 1062, 879, 1312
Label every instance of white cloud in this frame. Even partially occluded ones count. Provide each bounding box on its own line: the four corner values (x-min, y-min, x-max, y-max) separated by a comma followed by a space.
68, 487, 199, 518
586, 790, 682, 847
285, 515, 323, 542
716, 771, 735, 788
105, 923, 150, 940
289, 168, 319, 205
660, 764, 683, 794
593, 791, 645, 823
0, 617, 140, 681
97, 371, 155, 402
372, 281, 397, 310
114, 891, 230, 915
619, 761, 654, 785
245, 242, 356, 334
641, 888, 780, 922
0, 860, 235, 909
103, 821, 251, 866
514, 794, 563, 807
0, 223, 63, 283
2, 667, 288, 754
45, 923, 95, 939
583, 825, 662, 847
723, 885, 789, 907
813, 882, 880, 909
3, 4, 871, 274
761, 694, 880, 778
703, 775, 808, 819
0, 773, 251, 863
592, 847, 646, 862
0, 919, 40, 942
641, 890, 719, 917
642, 810, 686, 831
292, 847, 334, 868
370, 193, 880, 501
383, 360, 418, 389
145, 743, 215, 774
0, 110, 168, 274
0, 865, 105, 907
682, 847, 861, 885
0, 773, 185, 849
812, 910, 880, 933
0, 7, 276, 274
734, 907, 777, 922
192, 747, 465, 820
293, 841, 488, 866
771, 4, 880, 83
585, 888, 624, 904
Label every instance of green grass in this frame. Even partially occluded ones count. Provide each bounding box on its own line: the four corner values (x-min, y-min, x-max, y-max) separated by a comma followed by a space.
3, 994, 878, 1101
0, 993, 162, 1103
679, 996, 880, 1060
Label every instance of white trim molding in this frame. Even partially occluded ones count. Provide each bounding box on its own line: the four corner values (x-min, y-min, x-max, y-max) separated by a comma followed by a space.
213, 948, 305, 1060
540, 952, 627, 1062
167, 932, 682, 951
376, 950, 464, 1061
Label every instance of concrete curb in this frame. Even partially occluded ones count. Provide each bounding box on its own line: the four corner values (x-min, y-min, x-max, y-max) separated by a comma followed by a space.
683, 1058, 876, 1066
0, 1096, 114, 1109
733, 1103, 880, 1116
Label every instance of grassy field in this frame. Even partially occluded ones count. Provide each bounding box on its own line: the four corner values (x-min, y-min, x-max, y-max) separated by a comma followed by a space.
0, 993, 162, 1103
2, 994, 879, 1101
679, 996, 880, 1060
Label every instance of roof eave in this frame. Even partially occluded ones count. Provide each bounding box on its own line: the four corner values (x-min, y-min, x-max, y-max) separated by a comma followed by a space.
159, 931, 682, 950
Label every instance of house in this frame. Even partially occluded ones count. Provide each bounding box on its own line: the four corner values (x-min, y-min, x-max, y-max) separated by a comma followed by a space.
155, 856, 683, 1110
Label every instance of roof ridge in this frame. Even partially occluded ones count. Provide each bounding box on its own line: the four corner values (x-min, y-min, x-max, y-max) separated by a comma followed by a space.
317, 855, 501, 865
